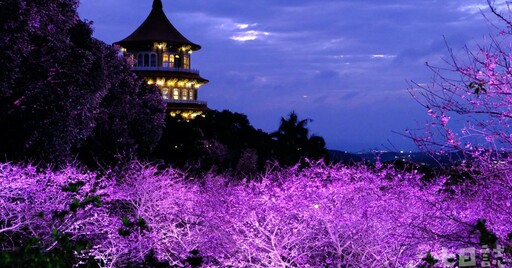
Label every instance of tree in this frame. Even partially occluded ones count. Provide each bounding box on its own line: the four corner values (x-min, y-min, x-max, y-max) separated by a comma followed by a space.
153, 110, 273, 175
408, 2, 512, 190
272, 111, 327, 165
409, 1, 512, 159
0, 163, 109, 267
0, 0, 164, 166
0, 0, 87, 164
408, 1, 512, 261
1, 160, 512, 267
77, 55, 165, 166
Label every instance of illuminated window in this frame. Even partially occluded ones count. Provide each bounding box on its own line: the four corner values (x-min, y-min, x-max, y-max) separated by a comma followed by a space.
173, 88, 179, 100
182, 88, 188, 100
189, 90, 195, 100
163, 53, 175, 68
183, 54, 190, 69
162, 88, 169, 100
163, 54, 169, 67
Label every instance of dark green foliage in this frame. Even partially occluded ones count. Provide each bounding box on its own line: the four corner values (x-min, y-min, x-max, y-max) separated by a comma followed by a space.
118, 216, 150, 237
507, 232, 512, 255
69, 195, 101, 213
118, 228, 131, 237
62, 181, 85, 193
185, 249, 203, 268
52, 210, 70, 221
70, 198, 81, 213
418, 251, 438, 268
142, 250, 171, 268
475, 219, 498, 248
0, 233, 98, 268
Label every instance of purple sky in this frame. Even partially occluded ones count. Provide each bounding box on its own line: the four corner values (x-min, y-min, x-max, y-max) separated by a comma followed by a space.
78, 0, 505, 152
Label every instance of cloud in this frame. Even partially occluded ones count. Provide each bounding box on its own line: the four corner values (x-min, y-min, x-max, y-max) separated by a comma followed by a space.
173, 12, 272, 42
458, 0, 510, 14
78, 0, 505, 151
230, 30, 270, 42
371, 54, 396, 59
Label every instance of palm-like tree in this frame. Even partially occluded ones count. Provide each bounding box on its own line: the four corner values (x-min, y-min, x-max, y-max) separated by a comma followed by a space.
272, 111, 327, 165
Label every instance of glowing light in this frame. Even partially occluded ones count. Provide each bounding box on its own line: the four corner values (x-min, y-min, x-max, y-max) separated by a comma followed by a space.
179, 45, 192, 53
154, 42, 167, 49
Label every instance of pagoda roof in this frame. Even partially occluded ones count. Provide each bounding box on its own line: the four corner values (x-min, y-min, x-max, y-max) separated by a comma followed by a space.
116, 0, 200, 50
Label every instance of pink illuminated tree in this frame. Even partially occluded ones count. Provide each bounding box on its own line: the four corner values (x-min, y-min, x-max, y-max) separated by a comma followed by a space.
409, 1, 512, 158
0, 159, 511, 266
408, 0, 512, 264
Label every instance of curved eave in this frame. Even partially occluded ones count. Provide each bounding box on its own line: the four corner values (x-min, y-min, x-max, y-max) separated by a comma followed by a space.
135, 70, 209, 84
115, 40, 201, 51
114, 2, 201, 51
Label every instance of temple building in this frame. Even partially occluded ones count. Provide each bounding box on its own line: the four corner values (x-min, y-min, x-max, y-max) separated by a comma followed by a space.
115, 0, 209, 119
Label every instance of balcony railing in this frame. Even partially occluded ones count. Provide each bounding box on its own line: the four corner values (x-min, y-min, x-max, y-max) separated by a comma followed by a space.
132, 66, 200, 74
163, 99, 207, 106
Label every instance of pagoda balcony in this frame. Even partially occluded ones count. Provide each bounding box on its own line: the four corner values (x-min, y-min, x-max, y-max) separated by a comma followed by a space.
132, 66, 200, 74
164, 99, 207, 105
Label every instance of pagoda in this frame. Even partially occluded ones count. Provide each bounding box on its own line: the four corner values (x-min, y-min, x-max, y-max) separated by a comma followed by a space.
115, 0, 209, 119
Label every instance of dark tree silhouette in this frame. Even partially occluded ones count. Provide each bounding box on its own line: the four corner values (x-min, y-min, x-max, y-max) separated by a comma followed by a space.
272, 111, 327, 165
0, 0, 165, 166
153, 110, 273, 176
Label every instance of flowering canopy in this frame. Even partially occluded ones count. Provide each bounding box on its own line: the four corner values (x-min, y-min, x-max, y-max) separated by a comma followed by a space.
0, 161, 510, 267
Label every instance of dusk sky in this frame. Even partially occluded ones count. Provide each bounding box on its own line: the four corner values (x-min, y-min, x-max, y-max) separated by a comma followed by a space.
78, 0, 506, 152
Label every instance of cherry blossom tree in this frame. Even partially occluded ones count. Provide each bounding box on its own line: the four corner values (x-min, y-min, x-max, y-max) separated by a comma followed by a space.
0, 162, 112, 266
409, 2, 512, 157
407, 1, 512, 265
1, 160, 511, 267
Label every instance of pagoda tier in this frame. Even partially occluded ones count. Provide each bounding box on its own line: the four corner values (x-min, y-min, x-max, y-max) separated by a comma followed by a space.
115, 0, 209, 119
